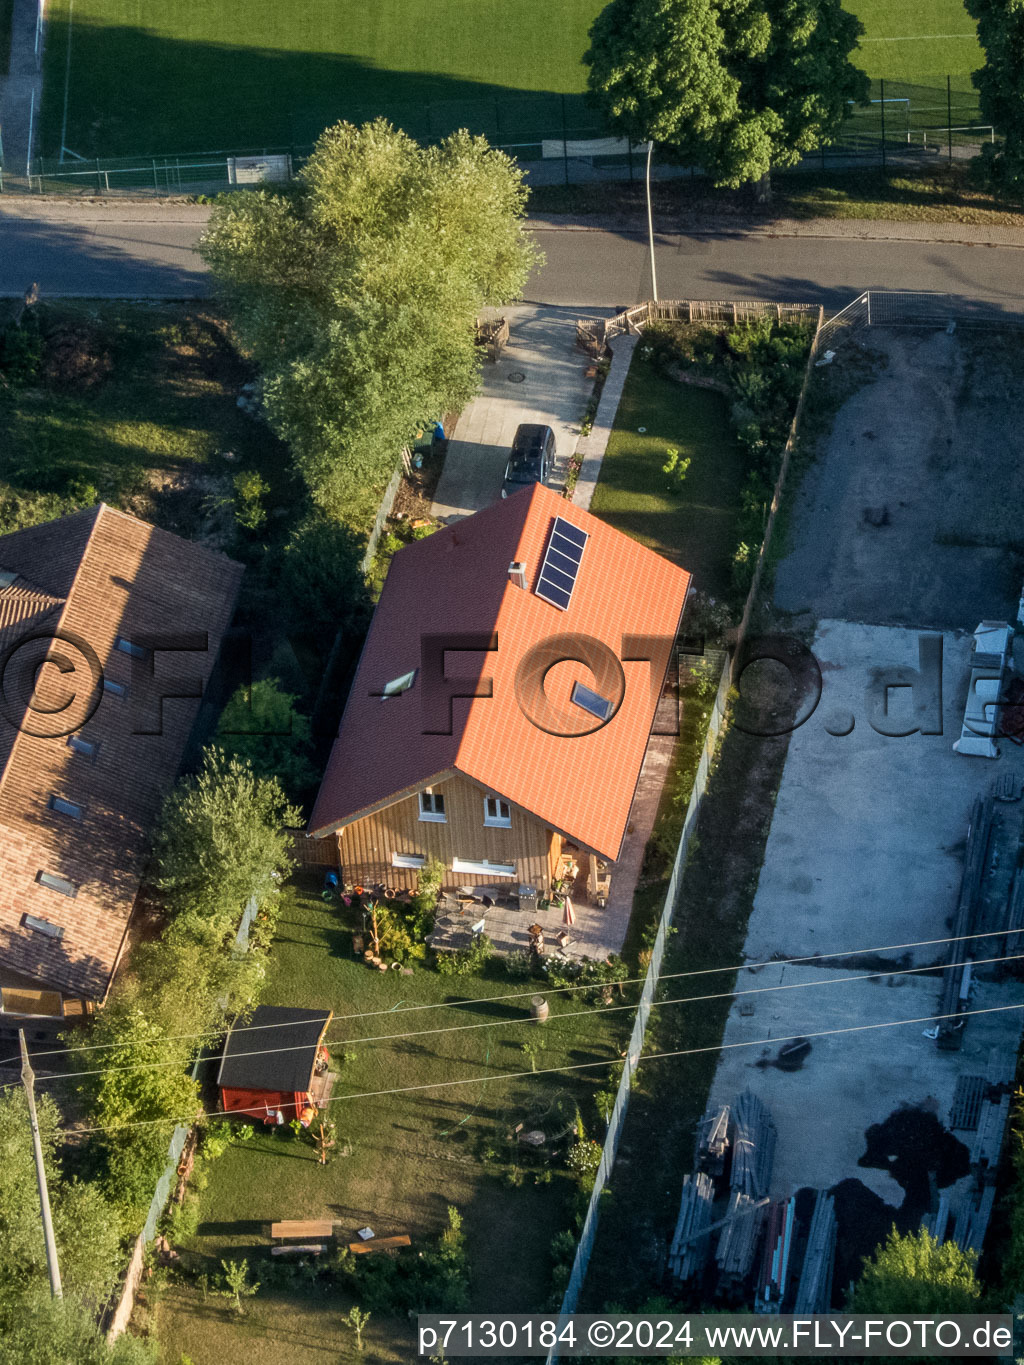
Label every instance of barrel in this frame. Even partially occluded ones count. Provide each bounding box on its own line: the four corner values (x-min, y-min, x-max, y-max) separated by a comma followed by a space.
530, 995, 549, 1024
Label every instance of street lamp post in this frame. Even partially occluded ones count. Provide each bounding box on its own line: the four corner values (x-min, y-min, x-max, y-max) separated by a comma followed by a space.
645, 139, 659, 303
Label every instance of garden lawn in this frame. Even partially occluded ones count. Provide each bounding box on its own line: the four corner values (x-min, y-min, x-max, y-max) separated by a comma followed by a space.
155, 881, 629, 1362
0, 301, 292, 537
589, 358, 743, 598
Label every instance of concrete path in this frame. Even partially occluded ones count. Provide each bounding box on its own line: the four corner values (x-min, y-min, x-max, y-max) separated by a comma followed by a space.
572, 332, 637, 512
0, 0, 44, 178
431, 303, 607, 522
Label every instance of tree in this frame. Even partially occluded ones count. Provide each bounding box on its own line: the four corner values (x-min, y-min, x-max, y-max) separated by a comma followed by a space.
345, 1305, 371, 1352
200, 119, 539, 525
0, 1091, 122, 1312
584, 0, 741, 159
220, 1258, 259, 1314
849, 1228, 983, 1314
0, 1294, 156, 1365
152, 747, 300, 920
216, 678, 318, 798
585, 0, 868, 193
966, 0, 1024, 189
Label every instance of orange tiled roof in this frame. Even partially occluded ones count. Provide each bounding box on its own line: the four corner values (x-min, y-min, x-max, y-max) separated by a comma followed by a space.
0, 504, 243, 1000
309, 485, 691, 861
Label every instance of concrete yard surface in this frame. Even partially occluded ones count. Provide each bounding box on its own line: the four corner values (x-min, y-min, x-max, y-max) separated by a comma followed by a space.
708, 966, 1022, 1204
742, 619, 1024, 968
431, 303, 606, 521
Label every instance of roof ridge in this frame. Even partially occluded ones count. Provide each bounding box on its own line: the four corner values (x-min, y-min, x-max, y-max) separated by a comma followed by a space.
93, 502, 245, 572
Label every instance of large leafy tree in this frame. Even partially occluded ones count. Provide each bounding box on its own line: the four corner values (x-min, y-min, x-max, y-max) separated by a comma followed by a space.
849, 1228, 983, 1314
585, 0, 868, 192
584, 0, 740, 156
151, 747, 300, 920
0, 1090, 122, 1312
966, 0, 1024, 189
201, 120, 539, 525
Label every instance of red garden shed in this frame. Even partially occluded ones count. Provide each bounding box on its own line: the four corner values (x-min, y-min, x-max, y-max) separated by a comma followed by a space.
217, 1005, 333, 1123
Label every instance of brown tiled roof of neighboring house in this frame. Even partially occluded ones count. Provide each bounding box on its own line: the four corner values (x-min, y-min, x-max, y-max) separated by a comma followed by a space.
0, 504, 243, 1001
310, 484, 691, 862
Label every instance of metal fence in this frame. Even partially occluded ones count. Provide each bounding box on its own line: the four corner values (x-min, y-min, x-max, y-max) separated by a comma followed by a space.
1, 77, 997, 196
548, 648, 732, 1358
546, 301, 826, 1361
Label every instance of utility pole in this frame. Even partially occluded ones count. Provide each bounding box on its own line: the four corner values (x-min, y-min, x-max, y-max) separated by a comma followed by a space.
645, 140, 659, 303
19, 1030, 63, 1300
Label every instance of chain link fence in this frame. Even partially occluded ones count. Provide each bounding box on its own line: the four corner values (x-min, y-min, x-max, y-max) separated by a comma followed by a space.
0, 78, 996, 196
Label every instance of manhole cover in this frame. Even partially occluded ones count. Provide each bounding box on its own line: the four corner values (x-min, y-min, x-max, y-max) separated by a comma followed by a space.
507, 370, 526, 384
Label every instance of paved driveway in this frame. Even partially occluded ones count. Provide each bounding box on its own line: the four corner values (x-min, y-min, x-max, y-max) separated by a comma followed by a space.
431, 303, 607, 522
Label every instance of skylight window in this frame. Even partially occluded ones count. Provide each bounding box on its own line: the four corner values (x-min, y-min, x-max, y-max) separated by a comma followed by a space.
381, 669, 416, 700
22, 913, 65, 940
67, 735, 99, 760
48, 795, 84, 821
115, 636, 148, 660
103, 678, 128, 698
571, 681, 613, 722
36, 872, 78, 899
0, 569, 17, 589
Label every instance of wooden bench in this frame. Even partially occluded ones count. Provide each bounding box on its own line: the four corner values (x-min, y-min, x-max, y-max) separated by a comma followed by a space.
271, 1243, 325, 1256
347, 1234, 411, 1255
271, 1219, 334, 1241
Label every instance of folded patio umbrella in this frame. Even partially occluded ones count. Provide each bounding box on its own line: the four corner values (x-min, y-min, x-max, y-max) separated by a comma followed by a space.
562, 897, 576, 926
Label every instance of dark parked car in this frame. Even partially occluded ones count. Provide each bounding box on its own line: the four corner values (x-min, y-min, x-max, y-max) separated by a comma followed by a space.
501, 423, 555, 499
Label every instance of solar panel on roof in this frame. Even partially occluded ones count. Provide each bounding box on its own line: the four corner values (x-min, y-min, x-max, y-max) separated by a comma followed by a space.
535, 517, 588, 610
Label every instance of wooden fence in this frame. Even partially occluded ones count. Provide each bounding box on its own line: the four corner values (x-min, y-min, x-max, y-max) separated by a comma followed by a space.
600, 298, 821, 344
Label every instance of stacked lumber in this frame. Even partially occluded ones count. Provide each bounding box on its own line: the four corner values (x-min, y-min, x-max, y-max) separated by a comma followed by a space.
668, 1172, 715, 1282
715, 1191, 767, 1285
695, 1103, 730, 1176
730, 1091, 777, 1199
755, 1197, 796, 1313
793, 1191, 837, 1313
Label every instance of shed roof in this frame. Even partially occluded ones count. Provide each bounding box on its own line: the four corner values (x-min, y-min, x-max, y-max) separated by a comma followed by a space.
217, 1005, 333, 1094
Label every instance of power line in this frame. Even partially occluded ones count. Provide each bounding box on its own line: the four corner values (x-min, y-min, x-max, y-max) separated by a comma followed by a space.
9, 947, 1023, 1091
4, 923, 1018, 1069
60, 1000, 1024, 1138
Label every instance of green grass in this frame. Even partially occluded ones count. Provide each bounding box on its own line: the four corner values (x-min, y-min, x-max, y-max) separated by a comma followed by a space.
531, 163, 1024, 227
40, 0, 983, 160
41, 0, 605, 157
845, 0, 980, 88
154, 881, 629, 1361
590, 359, 743, 599
0, 301, 292, 529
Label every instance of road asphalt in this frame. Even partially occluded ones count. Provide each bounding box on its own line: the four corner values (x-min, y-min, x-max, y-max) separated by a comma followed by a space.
0, 200, 1022, 316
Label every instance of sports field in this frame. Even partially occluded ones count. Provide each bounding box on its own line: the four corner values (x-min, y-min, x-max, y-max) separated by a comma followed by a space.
40, 0, 981, 161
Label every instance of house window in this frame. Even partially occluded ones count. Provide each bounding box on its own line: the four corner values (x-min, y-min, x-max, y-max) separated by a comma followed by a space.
103, 678, 128, 698
48, 795, 84, 821
483, 797, 511, 828
115, 636, 148, 660
392, 852, 426, 869
381, 669, 416, 700
571, 680, 614, 722
452, 857, 516, 878
36, 872, 77, 899
418, 789, 446, 822
22, 910, 67, 936
67, 735, 99, 760
0, 985, 63, 1017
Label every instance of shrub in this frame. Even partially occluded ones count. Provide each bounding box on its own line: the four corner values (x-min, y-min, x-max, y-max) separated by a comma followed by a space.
216, 678, 318, 799
0, 312, 44, 389
503, 950, 532, 979
435, 934, 493, 976
232, 470, 269, 532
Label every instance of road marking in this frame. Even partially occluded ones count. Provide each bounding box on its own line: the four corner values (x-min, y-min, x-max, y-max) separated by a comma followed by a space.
860, 33, 976, 41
